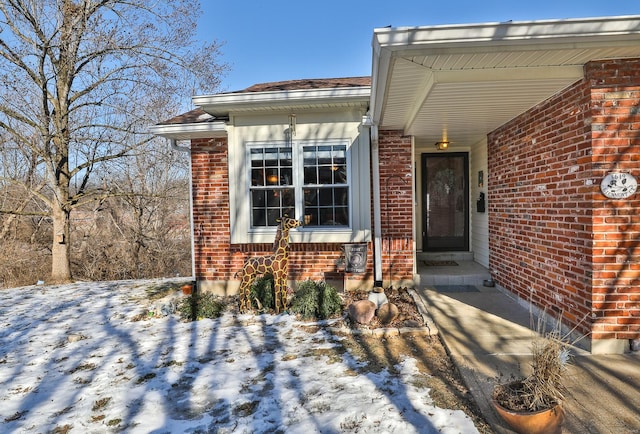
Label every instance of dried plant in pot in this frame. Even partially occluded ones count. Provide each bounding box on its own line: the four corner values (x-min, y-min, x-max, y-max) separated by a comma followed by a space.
492, 330, 571, 434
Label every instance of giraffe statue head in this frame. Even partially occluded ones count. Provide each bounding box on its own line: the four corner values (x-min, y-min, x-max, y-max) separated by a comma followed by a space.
279, 216, 302, 231
272, 216, 302, 250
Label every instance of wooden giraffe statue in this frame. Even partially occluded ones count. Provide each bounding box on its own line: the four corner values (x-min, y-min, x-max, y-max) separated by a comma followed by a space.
238, 216, 301, 314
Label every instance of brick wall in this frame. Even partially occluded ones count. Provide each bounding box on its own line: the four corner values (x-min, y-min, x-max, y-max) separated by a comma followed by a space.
191, 138, 374, 292
191, 138, 235, 283
587, 59, 640, 342
488, 58, 640, 344
377, 130, 414, 283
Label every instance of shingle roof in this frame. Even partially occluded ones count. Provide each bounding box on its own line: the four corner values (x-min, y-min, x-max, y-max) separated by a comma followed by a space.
158, 77, 371, 125
157, 108, 214, 125
236, 76, 371, 93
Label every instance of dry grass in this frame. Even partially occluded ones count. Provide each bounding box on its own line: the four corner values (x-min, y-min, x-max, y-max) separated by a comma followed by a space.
493, 330, 571, 412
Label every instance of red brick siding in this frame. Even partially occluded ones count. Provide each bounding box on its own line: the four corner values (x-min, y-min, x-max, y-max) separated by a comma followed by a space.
377, 130, 414, 282
488, 58, 640, 341
587, 59, 640, 341
191, 138, 235, 281
191, 138, 373, 287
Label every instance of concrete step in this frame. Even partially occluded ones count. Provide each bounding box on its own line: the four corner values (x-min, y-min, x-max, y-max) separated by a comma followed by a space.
417, 251, 475, 262
416, 258, 491, 287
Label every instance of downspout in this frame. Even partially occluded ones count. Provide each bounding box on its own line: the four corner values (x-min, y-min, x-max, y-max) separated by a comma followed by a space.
369, 124, 384, 287
169, 139, 196, 280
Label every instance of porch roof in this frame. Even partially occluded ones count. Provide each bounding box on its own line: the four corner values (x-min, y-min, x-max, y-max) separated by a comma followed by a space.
371, 15, 640, 148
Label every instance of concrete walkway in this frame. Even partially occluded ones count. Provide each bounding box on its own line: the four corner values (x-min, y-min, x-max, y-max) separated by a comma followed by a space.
414, 285, 640, 434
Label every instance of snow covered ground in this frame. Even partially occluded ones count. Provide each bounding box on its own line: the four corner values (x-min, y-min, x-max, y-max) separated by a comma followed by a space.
0, 279, 480, 433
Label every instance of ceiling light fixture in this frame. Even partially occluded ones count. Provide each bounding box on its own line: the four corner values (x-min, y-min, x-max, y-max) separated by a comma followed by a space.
435, 141, 450, 151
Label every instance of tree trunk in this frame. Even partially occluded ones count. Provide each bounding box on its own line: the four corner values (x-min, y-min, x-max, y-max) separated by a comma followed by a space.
51, 204, 72, 283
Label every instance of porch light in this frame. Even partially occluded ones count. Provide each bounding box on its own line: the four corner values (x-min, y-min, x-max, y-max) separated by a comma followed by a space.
435, 141, 449, 150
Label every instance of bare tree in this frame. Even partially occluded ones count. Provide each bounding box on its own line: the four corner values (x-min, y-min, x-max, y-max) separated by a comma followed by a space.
0, 0, 226, 283
72, 144, 192, 281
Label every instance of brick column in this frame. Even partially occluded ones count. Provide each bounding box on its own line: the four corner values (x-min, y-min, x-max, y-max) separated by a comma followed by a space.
587, 59, 640, 350
191, 138, 237, 291
377, 130, 414, 285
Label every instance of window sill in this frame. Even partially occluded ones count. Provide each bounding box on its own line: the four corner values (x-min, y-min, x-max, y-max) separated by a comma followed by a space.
233, 228, 371, 244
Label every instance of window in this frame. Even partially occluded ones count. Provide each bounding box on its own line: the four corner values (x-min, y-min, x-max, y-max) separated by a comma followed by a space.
302, 144, 348, 226
248, 141, 350, 228
250, 146, 294, 226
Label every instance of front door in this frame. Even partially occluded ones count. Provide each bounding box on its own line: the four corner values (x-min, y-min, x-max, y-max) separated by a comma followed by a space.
422, 153, 469, 251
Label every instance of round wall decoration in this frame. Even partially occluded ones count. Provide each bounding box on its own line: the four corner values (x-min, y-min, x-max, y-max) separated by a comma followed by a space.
600, 172, 638, 199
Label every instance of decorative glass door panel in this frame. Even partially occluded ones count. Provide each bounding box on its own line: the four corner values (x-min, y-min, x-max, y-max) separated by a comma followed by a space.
422, 153, 469, 251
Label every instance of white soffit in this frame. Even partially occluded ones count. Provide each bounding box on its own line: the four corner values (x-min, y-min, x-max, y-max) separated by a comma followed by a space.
371, 15, 640, 147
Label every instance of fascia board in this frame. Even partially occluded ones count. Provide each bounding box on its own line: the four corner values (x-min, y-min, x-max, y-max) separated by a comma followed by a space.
148, 121, 227, 139
373, 15, 640, 52
370, 39, 392, 125
193, 87, 371, 115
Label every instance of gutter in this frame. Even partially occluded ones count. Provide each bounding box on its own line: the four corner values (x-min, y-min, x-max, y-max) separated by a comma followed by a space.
372, 15, 640, 52
369, 124, 383, 286
169, 139, 196, 280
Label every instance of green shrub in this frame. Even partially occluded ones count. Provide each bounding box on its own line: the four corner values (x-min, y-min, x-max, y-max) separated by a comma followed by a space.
319, 282, 343, 319
178, 292, 225, 321
249, 274, 275, 311
290, 280, 342, 320
290, 280, 319, 319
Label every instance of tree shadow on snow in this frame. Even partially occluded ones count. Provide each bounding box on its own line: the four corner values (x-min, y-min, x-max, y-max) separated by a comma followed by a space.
0, 281, 478, 433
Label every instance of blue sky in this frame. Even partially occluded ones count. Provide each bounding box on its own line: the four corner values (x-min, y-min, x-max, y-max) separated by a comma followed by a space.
197, 1, 639, 93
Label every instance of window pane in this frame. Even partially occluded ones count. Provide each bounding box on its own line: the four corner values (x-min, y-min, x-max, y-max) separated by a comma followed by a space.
251, 168, 264, 186
318, 166, 333, 183
265, 169, 278, 185
251, 187, 295, 227
264, 148, 279, 166
318, 188, 333, 204
304, 166, 317, 184
266, 189, 279, 206
303, 186, 349, 227
334, 166, 347, 184
280, 168, 292, 185
267, 209, 281, 226
250, 149, 265, 165
251, 190, 267, 226
304, 188, 317, 207
334, 187, 347, 206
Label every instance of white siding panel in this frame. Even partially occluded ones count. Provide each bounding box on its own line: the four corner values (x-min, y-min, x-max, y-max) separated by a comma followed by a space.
470, 138, 489, 268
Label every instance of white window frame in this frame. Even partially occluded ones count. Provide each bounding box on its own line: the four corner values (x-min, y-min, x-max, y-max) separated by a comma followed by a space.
246, 140, 352, 231
229, 136, 371, 244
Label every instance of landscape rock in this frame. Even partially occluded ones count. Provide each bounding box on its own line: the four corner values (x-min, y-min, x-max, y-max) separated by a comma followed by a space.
348, 300, 376, 324
377, 302, 399, 324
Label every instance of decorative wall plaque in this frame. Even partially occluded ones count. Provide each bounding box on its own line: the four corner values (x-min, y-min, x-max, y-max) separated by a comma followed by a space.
600, 172, 637, 199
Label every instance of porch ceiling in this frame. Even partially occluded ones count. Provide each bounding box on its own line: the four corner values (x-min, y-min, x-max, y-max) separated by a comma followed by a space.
371, 16, 640, 148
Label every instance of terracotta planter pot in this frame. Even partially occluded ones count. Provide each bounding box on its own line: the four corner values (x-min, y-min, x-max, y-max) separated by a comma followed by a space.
181, 284, 192, 295
492, 400, 564, 434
